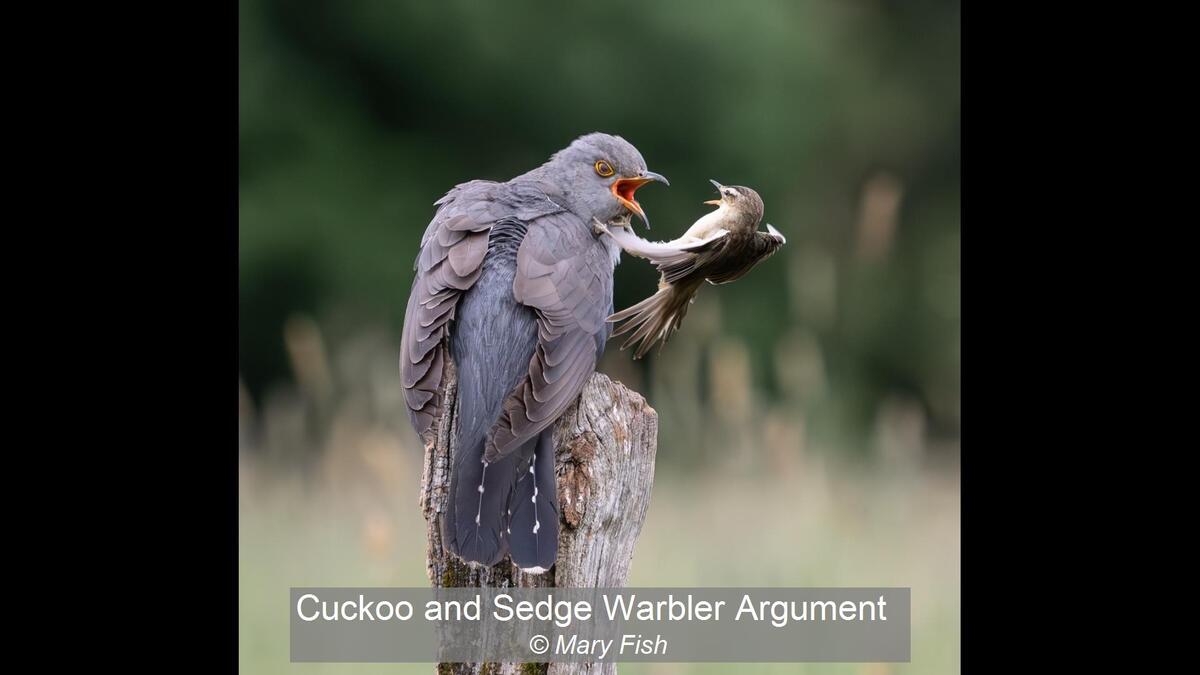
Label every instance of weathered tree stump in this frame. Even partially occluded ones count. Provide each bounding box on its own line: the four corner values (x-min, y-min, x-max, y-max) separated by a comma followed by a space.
418, 359, 659, 675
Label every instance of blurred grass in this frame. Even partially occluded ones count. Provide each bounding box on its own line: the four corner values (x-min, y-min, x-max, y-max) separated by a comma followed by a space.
239, 322, 958, 673
239, 460, 958, 674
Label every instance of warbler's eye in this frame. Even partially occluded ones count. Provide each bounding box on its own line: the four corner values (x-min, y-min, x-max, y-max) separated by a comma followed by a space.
594, 160, 614, 177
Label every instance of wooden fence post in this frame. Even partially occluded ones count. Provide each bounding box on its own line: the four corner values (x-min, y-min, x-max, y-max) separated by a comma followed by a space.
418, 360, 659, 674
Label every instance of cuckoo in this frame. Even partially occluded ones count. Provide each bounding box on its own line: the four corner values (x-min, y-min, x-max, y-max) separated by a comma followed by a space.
400, 133, 667, 572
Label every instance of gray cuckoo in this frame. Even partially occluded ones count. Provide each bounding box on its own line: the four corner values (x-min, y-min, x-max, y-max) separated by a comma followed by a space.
399, 133, 667, 571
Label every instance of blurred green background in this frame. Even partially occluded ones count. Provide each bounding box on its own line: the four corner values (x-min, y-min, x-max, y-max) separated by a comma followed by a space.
239, 0, 959, 673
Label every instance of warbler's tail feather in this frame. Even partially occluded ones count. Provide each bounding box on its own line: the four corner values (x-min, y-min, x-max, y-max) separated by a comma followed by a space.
608, 281, 701, 359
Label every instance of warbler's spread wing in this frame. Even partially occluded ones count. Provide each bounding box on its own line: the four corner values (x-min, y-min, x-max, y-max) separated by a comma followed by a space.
704, 225, 787, 285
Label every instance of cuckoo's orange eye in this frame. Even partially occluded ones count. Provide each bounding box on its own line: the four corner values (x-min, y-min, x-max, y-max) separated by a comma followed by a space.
594, 160, 614, 177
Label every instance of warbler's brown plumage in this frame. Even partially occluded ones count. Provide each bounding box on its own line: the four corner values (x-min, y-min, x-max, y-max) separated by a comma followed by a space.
600, 181, 786, 358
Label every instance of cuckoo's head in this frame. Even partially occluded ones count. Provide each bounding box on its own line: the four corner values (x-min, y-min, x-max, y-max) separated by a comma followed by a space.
546, 132, 668, 229
704, 179, 765, 232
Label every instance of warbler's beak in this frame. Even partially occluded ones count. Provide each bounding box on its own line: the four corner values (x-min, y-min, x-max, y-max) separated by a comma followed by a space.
704, 179, 725, 206
612, 170, 669, 229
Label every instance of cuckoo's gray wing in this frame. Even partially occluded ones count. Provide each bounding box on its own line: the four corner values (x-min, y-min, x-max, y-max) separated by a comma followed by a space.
400, 181, 495, 438
483, 212, 613, 462
399, 179, 565, 439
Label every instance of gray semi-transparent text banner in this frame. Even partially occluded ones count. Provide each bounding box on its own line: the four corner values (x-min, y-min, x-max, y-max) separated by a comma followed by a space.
290, 587, 910, 663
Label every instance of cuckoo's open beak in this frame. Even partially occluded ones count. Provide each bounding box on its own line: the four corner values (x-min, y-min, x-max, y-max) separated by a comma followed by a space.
704, 179, 724, 206
612, 170, 669, 229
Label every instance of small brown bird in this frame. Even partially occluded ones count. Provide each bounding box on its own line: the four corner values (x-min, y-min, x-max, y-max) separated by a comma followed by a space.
597, 180, 786, 358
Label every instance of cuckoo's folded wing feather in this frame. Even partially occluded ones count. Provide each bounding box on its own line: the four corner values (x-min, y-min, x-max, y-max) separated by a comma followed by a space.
484, 213, 612, 462
401, 183, 492, 438
400, 180, 565, 439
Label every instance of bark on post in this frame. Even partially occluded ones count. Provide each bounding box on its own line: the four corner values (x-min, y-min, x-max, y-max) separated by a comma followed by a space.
418, 359, 659, 675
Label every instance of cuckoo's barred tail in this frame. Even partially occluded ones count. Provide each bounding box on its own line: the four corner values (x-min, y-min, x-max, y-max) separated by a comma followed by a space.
507, 429, 559, 572
442, 227, 551, 569
608, 279, 703, 359
442, 432, 517, 567
442, 429, 559, 571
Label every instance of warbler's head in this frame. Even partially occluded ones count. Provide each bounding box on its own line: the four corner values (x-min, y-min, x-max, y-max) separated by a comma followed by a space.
704, 179, 764, 230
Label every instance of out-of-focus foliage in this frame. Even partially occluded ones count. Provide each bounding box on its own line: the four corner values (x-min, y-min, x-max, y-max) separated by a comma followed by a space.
239, 0, 960, 459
